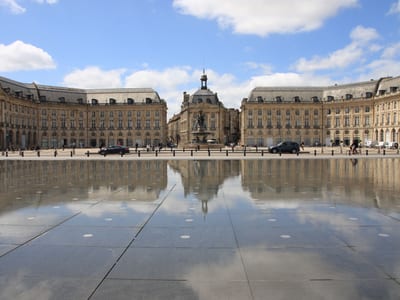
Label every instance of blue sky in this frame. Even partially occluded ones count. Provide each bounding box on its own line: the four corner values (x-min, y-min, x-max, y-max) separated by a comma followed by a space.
1, 0, 400, 118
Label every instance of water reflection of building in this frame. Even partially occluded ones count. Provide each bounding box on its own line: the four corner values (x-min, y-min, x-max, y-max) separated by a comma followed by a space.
168, 160, 240, 213
0, 160, 168, 211
240, 159, 400, 209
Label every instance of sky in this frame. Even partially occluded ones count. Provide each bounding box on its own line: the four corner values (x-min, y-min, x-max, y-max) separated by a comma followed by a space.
1, 0, 400, 118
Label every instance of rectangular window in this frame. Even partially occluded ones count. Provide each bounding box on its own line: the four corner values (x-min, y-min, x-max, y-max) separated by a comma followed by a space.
344, 116, 350, 127
247, 118, 253, 128
335, 117, 340, 127
354, 116, 360, 126
365, 116, 370, 126
304, 118, 309, 128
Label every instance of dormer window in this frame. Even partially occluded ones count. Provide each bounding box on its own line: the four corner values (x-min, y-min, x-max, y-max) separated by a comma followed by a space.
312, 96, 319, 103
276, 96, 282, 102
91, 98, 98, 105
379, 90, 386, 96
365, 92, 373, 98
77, 98, 83, 104
59, 97, 65, 103
127, 98, 134, 104
390, 86, 398, 93
345, 94, 353, 100
294, 96, 300, 102
109, 98, 116, 105
327, 95, 334, 102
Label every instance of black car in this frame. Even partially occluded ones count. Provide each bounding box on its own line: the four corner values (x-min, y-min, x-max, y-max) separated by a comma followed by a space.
268, 141, 300, 154
99, 145, 129, 155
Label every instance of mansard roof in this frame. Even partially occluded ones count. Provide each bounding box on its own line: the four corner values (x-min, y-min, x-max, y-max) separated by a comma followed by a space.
0, 76, 163, 105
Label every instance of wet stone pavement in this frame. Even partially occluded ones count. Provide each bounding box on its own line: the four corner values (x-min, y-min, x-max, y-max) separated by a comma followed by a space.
0, 158, 400, 299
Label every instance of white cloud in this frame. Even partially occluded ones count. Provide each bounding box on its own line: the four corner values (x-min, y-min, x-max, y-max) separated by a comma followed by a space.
63, 66, 125, 89
125, 67, 192, 90
0, 0, 57, 14
33, 0, 58, 3
0, 0, 25, 14
388, 0, 400, 15
173, 0, 358, 36
381, 42, 400, 59
293, 26, 379, 72
0, 40, 56, 72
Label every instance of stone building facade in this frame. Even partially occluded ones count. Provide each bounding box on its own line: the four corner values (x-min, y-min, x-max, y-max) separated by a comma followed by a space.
167, 73, 240, 146
240, 76, 400, 147
0, 76, 167, 150
2, 74, 400, 150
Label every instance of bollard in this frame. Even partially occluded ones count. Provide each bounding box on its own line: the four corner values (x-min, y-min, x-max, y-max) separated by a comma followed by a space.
138, 150, 141, 157
183, 147, 185, 152
54, 150, 57, 157
6, 151, 8, 157
279, 151, 281, 157
120, 152, 123, 157
332, 149, 334, 156
191, 149, 193, 157
366, 150, 368, 156
220, 148, 222, 152
244, 149, 246, 157
155, 150, 158, 157
71, 151, 73, 157
255, 146, 258, 153
226, 150, 229, 156
103, 152, 106, 157
208, 149, 210, 156
314, 150, 317, 156
261, 150, 264, 156
37, 151, 40, 157
383, 149, 386, 155
86, 151, 90, 157
173, 150, 176, 157
21, 151, 24, 157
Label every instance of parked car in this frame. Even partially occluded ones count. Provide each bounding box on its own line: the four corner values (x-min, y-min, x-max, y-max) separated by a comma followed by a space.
99, 145, 129, 155
268, 141, 300, 154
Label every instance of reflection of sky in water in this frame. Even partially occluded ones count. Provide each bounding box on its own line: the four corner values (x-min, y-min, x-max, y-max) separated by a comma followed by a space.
1, 159, 400, 299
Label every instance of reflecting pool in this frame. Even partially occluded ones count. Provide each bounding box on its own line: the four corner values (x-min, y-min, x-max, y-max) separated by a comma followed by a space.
0, 159, 400, 299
